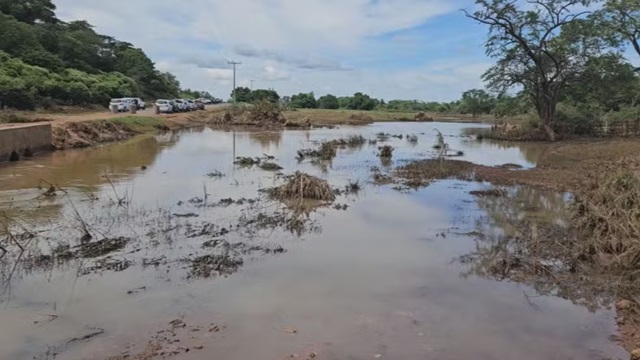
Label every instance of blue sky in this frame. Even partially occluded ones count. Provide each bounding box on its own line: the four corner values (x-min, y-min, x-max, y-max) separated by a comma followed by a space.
52, 0, 504, 101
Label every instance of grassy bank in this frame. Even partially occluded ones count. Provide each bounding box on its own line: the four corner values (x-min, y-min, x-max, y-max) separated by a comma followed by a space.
282, 108, 498, 124
283, 108, 500, 125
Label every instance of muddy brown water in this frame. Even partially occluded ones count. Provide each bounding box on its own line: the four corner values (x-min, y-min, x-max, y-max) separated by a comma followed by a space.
0, 123, 628, 359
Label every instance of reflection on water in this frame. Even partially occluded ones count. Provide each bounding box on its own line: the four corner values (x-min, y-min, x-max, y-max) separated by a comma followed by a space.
460, 185, 619, 312
0, 122, 628, 360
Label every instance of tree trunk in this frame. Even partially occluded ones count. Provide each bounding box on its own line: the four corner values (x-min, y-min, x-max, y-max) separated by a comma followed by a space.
538, 98, 556, 142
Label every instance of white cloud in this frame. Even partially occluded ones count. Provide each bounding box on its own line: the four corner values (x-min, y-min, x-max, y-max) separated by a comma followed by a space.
53, 0, 486, 101
263, 65, 291, 81
206, 69, 233, 81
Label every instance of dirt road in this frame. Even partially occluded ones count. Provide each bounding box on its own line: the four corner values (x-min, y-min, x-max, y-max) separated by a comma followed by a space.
19, 104, 229, 125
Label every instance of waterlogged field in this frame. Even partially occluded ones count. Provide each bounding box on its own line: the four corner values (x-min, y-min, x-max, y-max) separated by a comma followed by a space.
0, 123, 629, 360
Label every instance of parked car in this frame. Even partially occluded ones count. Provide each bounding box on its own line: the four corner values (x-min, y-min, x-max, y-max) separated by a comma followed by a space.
197, 98, 211, 105
134, 98, 146, 110
195, 100, 205, 110
109, 98, 125, 112
186, 99, 196, 111
173, 99, 187, 112
168, 100, 177, 112
155, 99, 173, 113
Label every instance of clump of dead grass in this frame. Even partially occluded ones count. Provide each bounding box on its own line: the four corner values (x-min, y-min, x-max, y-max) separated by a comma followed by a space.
297, 135, 365, 162
269, 172, 336, 202
297, 141, 337, 161
569, 171, 640, 270
215, 101, 286, 126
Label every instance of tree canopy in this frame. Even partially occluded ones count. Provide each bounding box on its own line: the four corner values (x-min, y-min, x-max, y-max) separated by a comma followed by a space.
0, 0, 211, 110
465, 0, 604, 140
290, 92, 317, 109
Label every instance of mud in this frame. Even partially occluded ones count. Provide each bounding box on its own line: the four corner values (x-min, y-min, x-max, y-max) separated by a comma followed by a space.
52, 121, 134, 149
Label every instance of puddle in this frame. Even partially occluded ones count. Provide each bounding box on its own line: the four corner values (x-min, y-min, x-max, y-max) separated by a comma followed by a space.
0, 122, 627, 359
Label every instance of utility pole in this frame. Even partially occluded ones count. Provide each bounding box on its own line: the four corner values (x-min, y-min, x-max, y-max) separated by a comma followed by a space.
250, 80, 255, 91
228, 61, 241, 103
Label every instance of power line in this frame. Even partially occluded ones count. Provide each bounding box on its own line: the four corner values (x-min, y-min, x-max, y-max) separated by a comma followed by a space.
228, 61, 242, 104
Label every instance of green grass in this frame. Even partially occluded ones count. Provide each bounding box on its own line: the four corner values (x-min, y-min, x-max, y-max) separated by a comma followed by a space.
0, 111, 36, 124
283, 108, 415, 124
110, 116, 166, 133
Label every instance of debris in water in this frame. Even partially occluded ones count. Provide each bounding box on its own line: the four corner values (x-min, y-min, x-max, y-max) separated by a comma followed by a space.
260, 162, 284, 171
469, 189, 506, 198
173, 213, 199, 218
269, 172, 336, 202
189, 253, 243, 278
234, 157, 261, 166
206, 170, 225, 178
65, 327, 105, 346
378, 145, 394, 158
77, 237, 129, 258
344, 180, 361, 195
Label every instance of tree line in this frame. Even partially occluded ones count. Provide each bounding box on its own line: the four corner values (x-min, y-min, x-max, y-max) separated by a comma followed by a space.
229, 86, 534, 116
0, 0, 211, 110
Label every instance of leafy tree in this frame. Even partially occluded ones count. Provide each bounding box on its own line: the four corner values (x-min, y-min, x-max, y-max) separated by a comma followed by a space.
349, 92, 376, 110
598, 0, 640, 67
460, 89, 494, 117
317, 94, 339, 109
492, 93, 532, 117
0, 0, 57, 24
563, 54, 640, 111
465, 0, 605, 140
290, 92, 317, 109
338, 96, 352, 109
230, 87, 252, 102
251, 89, 280, 103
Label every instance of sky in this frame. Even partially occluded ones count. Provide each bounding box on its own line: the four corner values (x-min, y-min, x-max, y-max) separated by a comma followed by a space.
53, 0, 495, 101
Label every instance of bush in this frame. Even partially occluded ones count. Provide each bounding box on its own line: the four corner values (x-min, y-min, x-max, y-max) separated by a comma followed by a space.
552, 103, 597, 135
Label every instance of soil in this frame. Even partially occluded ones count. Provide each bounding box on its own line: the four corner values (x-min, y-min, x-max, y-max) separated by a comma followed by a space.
52, 121, 134, 149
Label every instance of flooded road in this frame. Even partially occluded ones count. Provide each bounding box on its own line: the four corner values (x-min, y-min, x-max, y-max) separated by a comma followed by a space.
0, 123, 628, 359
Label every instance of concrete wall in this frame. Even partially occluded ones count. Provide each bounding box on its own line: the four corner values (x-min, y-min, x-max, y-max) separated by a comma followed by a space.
0, 123, 52, 162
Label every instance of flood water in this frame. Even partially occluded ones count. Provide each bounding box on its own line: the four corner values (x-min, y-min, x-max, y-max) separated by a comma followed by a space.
0, 122, 628, 360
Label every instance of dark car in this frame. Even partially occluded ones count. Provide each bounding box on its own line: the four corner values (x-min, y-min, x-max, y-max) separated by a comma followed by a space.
194, 100, 205, 110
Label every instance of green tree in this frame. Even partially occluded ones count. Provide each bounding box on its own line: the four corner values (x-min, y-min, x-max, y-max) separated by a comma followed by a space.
0, 0, 57, 24
460, 89, 494, 117
290, 92, 317, 108
465, 0, 605, 140
230, 87, 252, 102
338, 96, 352, 109
317, 94, 339, 109
599, 0, 640, 65
251, 89, 280, 103
563, 54, 640, 111
349, 92, 376, 110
